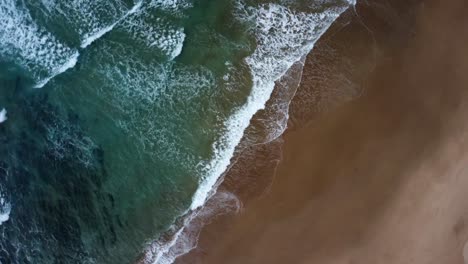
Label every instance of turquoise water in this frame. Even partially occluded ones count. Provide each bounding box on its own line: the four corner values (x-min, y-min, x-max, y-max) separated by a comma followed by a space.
0, 0, 352, 263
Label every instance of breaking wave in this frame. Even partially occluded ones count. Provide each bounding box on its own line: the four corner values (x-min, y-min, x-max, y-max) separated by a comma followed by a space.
0, 0, 78, 87
143, 1, 355, 263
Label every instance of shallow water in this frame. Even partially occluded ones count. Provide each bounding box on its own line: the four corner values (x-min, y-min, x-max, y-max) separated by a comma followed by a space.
0, 0, 352, 263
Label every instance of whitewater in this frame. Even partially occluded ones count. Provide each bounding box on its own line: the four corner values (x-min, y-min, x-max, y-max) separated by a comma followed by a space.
0, 0, 184, 88
145, 1, 356, 263
0, 0, 355, 263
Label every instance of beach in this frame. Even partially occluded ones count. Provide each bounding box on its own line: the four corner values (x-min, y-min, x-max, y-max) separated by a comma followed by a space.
0, 1, 358, 263
176, 0, 468, 263
1, 0, 467, 262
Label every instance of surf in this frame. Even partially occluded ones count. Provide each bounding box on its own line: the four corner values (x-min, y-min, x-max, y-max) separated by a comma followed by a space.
0, 1, 355, 263
0, 0, 79, 88
144, 1, 356, 263
80, 1, 143, 48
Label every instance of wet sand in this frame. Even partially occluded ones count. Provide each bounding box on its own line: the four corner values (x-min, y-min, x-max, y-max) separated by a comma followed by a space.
177, 0, 468, 263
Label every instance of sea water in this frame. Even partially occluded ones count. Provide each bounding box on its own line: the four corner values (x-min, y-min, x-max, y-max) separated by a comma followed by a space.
0, 0, 353, 263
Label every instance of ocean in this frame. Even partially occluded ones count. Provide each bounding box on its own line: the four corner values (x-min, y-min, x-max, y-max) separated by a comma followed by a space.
0, 0, 353, 263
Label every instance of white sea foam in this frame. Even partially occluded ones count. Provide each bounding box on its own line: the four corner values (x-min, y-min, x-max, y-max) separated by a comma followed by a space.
149, 29, 185, 60
145, 1, 355, 263
27, 0, 144, 86
190, 1, 353, 210
34, 52, 80, 88
0, 108, 7, 124
35, 0, 137, 48
0, 1, 79, 87
170, 35, 185, 59
244, 55, 307, 145
150, 0, 192, 11
91, 46, 214, 167
0, 192, 11, 225
145, 191, 241, 264
80, 24, 118, 49
80, 1, 143, 48
120, 10, 186, 60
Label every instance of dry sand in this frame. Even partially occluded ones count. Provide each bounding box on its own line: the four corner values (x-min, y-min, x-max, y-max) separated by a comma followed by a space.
176, 0, 468, 263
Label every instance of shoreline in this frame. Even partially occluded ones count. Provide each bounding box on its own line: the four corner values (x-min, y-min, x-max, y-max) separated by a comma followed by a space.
138, 2, 356, 263
176, 0, 468, 263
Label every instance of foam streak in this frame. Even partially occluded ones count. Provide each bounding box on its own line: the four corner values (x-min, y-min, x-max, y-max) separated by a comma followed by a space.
80, 1, 143, 48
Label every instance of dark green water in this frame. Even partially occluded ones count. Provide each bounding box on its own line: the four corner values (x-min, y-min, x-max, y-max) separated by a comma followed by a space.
0, 0, 353, 263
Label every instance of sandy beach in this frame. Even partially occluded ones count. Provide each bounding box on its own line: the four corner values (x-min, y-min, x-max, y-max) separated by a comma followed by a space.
176, 0, 468, 263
